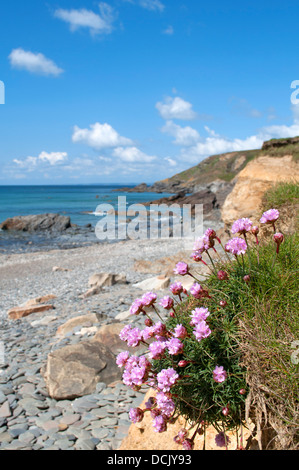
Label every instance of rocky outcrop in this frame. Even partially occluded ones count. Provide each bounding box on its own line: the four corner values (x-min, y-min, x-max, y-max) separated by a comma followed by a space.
221, 154, 299, 227
261, 136, 299, 151
42, 341, 121, 400
119, 390, 255, 450
0, 213, 71, 232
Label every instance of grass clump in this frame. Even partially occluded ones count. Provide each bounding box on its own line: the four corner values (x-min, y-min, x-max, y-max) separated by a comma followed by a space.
262, 181, 299, 209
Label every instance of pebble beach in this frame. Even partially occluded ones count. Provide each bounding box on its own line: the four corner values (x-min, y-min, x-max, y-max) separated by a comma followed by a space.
0, 237, 196, 450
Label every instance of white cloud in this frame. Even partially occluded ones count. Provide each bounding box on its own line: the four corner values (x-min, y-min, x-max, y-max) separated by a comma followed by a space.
9, 48, 63, 76
179, 115, 299, 164
13, 152, 68, 169
163, 25, 174, 35
140, 0, 165, 11
54, 3, 115, 35
113, 146, 156, 162
125, 0, 165, 12
156, 96, 197, 120
161, 120, 200, 146
164, 157, 177, 166
72, 122, 133, 149
38, 151, 68, 165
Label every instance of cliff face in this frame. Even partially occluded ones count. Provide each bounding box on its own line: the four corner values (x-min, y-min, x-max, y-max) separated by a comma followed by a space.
221, 153, 299, 226
119, 136, 299, 196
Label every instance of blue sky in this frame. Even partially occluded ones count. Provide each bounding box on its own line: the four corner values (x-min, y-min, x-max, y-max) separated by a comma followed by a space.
0, 0, 299, 185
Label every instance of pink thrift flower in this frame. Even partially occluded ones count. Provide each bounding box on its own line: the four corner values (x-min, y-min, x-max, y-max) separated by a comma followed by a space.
190, 283, 203, 299
129, 298, 144, 316
116, 351, 130, 368
157, 368, 179, 392
213, 365, 227, 383
225, 237, 247, 256
126, 327, 142, 348
193, 321, 211, 342
174, 429, 188, 444
159, 296, 174, 310
129, 407, 144, 423
204, 228, 217, 239
119, 324, 133, 342
153, 414, 167, 433
193, 235, 211, 253
260, 208, 279, 224
149, 340, 167, 360
231, 217, 252, 234
166, 337, 184, 355
190, 307, 210, 326
174, 324, 188, 339
174, 262, 189, 276
141, 326, 155, 341
153, 321, 167, 337
141, 291, 157, 307
170, 281, 183, 295
156, 392, 175, 418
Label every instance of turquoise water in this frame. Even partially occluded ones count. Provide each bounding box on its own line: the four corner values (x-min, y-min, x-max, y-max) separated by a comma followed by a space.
0, 185, 172, 227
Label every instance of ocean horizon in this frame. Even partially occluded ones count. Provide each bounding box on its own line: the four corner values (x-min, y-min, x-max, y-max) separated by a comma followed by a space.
0, 184, 170, 228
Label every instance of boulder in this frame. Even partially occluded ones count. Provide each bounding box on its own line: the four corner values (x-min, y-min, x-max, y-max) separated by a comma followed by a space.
133, 275, 170, 291
119, 390, 255, 450
8, 304, 54, 320
92, 322, 145, 355
42, 340, 121, 400
0, 213, 71, 232
24, 295, 57, 307
56, 313, 100, 337
88, 272, 127, 288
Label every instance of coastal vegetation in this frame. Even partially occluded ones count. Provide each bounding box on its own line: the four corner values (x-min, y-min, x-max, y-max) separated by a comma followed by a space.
119, 182, 299, 450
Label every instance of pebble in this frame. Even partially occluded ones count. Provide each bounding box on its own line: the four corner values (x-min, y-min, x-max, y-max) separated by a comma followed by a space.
0, 289, 149, 451
0, 236, 193, 451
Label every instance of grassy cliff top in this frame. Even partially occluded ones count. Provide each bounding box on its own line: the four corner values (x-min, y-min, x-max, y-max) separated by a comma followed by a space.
151, 136, 299, 192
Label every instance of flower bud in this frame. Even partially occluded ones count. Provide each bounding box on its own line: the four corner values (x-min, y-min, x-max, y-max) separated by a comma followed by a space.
239, 388, 246, 395
219, 300, 227, 308
274, 232, 284, 245
144, 318, 153, 327
251, 226, 259, 236
243, 275, 250, 284
222, 406, 229, 416
217, 270, 229, 281
169, 311, 175, 318
178, 360, 189, 368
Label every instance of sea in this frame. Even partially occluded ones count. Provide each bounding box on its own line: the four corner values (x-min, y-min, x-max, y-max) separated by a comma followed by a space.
0, 185, 173, 253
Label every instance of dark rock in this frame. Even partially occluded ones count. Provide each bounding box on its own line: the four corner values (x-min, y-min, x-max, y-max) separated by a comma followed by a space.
0, 213, 71, 232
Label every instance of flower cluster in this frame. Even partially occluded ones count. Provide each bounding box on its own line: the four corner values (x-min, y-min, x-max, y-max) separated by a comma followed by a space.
117, 209, 283, 450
